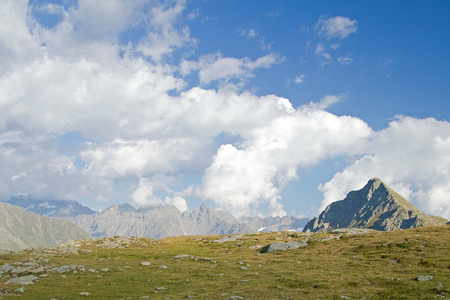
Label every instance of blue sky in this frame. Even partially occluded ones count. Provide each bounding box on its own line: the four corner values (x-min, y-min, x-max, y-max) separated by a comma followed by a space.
1, 0, 449, 219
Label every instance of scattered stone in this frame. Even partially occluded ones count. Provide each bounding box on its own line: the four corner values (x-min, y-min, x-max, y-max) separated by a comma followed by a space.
320, 235, 340, 242
416, 275, 433, 281
10, 266, 31, 274
0, 263, 12, 273
101, 268, 109, 272
230, 296, 244, 299
29, 267, 46, 274
155, 287, 167, 290
141, 262, 151, 266
261, 239, 308, 253
187, 295, 197, 298
249, 245, 263, 250
7, 275, 38, 285
53, 265, 77, 273
13, 287, 26, 293
78, 292, 91, 296
174, 254, 191, 259
159, 265, 168, 269
213, 234, 245, 243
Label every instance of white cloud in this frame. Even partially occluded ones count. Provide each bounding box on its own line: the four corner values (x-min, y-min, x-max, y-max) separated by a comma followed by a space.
181, 53, 283, 85
319, 116, 450, 219
294, 74, 305, 84
199, 98, 372, 217
306, 94, 344, 110
0, 1, 43, 72
337, 56, 353, 65
165, 196, 189, 212
136, 0, 195, 61
130, 178, 161, 206
317, 16, 358, 40
239, 28, 257, 38
315, 43, 331, 60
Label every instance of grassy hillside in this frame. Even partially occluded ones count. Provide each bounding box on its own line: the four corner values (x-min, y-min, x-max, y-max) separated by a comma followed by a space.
1, 226, 449, 299
0, 202, 91, 251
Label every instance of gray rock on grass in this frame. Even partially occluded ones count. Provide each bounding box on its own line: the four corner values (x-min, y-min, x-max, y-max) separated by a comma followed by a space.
7, 275, 38, 285
261, 239, 308, 253
416, 275, 433, 281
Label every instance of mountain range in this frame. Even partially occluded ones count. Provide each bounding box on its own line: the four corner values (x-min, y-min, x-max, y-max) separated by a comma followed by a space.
304, 178, 448, 232
2, 177, 448, 251
1, 198, 308, 239
69, 203, 308, 239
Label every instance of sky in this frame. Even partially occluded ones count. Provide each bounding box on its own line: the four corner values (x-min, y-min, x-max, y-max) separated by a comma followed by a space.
1, 0, 450, 219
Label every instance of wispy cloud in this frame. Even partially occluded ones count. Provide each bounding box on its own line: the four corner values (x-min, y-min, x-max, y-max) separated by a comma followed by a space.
294, 74, 305, 84
316, 16, 358, 40
338, 56, 353, 65
181, 53, 283, 85
239, 28, 257, 39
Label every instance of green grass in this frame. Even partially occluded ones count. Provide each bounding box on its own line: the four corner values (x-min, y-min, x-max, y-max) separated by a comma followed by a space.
1, 226, 449, 299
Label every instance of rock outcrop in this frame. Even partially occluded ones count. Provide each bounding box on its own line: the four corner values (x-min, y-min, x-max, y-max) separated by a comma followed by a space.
0, 202, 91, 251
304, 178, 448, 233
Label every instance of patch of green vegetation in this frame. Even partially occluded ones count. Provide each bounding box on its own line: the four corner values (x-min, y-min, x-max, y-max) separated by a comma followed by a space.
0, 226, 449, 299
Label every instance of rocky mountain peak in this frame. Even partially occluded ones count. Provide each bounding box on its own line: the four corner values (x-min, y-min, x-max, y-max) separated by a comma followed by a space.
304, 178, 448, 233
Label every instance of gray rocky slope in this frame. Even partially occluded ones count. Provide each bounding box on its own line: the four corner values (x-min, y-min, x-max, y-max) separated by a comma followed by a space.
304, 178, 448, 233
3, 197, 95, 218
0, 202, 91, 251
70, 204, 308, 239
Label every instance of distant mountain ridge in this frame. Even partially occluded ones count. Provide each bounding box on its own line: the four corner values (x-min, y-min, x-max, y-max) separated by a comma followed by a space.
304, 178, 448, 233
2, 197, 308, 239
4, 197, 95, 218
70, 203, 309, 239
0, 202, 91, 251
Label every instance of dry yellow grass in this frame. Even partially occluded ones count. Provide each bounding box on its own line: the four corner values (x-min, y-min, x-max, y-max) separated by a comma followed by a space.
1, 226, 449, 299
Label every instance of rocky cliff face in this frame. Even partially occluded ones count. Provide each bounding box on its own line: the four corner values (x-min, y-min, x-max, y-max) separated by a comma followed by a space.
70, 203, 307, 239
0, 202, 91, 251
304, 178, 448, 233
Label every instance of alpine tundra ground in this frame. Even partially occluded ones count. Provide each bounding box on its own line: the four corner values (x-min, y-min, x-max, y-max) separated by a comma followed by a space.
0, 226, 449, 299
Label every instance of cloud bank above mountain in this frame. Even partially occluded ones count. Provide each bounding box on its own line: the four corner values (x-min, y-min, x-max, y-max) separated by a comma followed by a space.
0, 1, 449, 219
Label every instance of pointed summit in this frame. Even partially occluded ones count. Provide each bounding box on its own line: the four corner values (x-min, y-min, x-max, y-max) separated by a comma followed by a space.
304, 178, 448, 233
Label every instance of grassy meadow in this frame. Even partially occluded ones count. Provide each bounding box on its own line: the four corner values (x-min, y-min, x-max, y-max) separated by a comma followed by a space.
0, 226, 449, 299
